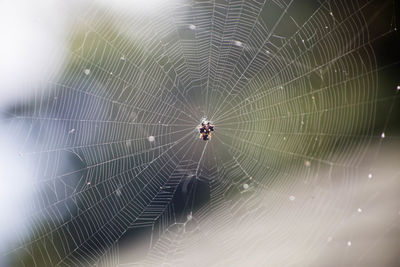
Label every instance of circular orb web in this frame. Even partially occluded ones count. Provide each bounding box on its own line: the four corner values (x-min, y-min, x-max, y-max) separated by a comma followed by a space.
3, 0, 397, 267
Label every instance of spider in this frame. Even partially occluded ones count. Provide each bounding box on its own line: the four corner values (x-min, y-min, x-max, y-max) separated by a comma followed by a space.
199, 121, 214, 140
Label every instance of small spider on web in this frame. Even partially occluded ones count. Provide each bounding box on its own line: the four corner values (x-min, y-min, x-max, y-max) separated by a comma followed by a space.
199, 121, 214, 140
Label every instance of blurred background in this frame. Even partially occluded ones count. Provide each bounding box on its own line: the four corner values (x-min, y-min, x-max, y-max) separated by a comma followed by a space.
0, 0, 399, 266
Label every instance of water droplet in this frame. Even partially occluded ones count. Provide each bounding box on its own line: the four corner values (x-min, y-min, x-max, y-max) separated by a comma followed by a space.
68, 128, 75, 134
357, 208, 362, 213
304, 160, 311, 167
347, 241, 352, 247
84, 69, 90, 75
234, 40, 243, 47
148, 136, 155, 142
116, 188, 122, 196
189, 24, 196, 30
243, 184, 249, 189
289, 196, 295, 201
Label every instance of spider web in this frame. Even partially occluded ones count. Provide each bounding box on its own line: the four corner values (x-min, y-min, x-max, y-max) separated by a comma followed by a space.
2, 0, 400, 266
